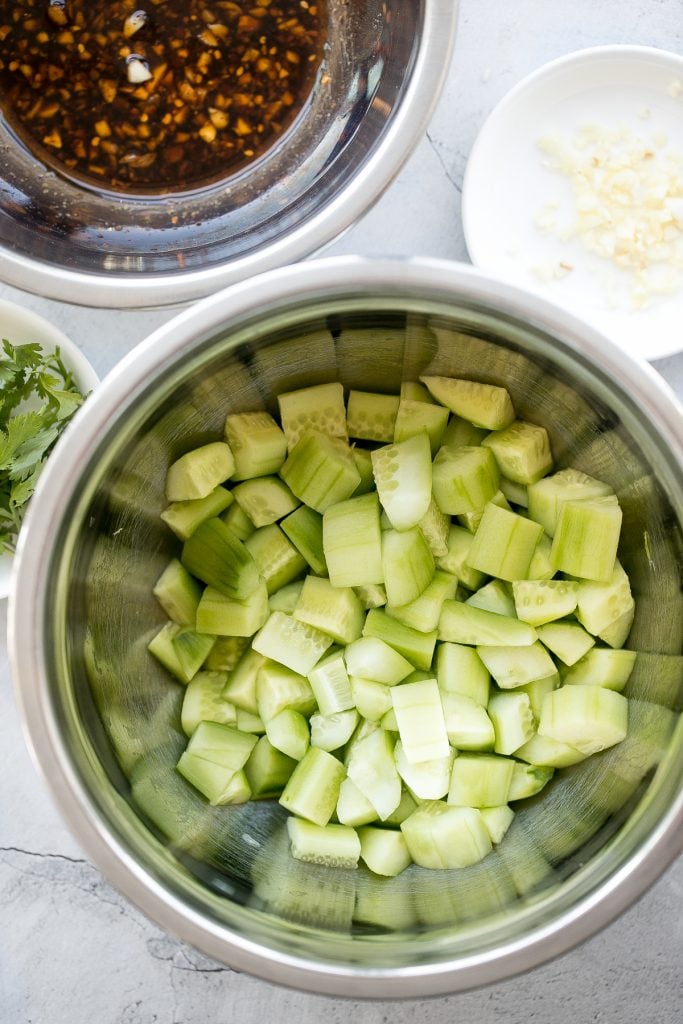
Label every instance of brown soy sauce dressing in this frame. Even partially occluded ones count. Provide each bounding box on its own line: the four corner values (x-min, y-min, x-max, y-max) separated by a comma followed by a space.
0, 0, 326, 195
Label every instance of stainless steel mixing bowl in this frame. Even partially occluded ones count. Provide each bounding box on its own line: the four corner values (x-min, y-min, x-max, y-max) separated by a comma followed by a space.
9, 258, 683, 997
0, 1, 457, 309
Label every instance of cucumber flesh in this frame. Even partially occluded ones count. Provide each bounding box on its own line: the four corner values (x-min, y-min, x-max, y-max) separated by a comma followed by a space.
488, 691, 535, 755
244, 735, 297, 797
161, 485, 234, 541
382, 527, 435, 608
153, 558, 202, 627
575, 562, 634, 636
224, 411, 287, 481
281, 505, 327, 576
432, 445, 500, 516
222, 648, 267, 713
277, 381, 347, 451
563, 647, 637, 690
180, 671, 234, 736
480, 805, 515, 844
441, 693, 495, 750
513, 580, 578, 626
252, 611, 333, 676
448, 753, 514, 807
439, 602, 537, 647
148, 621, 215, 684
265, 708, 310, 761
527, 468, 613, 537
294, 575, 365, 645
551, 496, 622, 582
195, 581, 269, 637
256, 661, 316, 722
323, 492, 384, 588
482, 420, 553, 485
347, 390, 400, 443
244, 524, 307, 595
436, 525, 487, 591
420, 376, 515, 430
436, 643, 491, 706
371, 432, 432, 531
336, 776, 377, 827
280, 431, 361, 513
513, 732, 588, 769
393, 398, 449, 454
363, 609, 437, 671
350, 677, 393, 722
344, 636, 413, 685
287, 818, 361, 869
279, 746, 346, 826
358, 826, 412, 877
537, 621, 595, 666
307, 649, 355, 716
310, 709, 359, 752
418, 498, 451, 558
401, 801, 492, 869
508, 763, 554, 801
166, 442, 235, 502
467, 503, 543, 582
477, 641, 556, 689
181, 517, 261, 600
394, 738, 452, 799
466, 579, 516, 618
538, 685, 629, 755
346, 728, 401, 821
386, 569, 457, 634
392, 679, 450, 764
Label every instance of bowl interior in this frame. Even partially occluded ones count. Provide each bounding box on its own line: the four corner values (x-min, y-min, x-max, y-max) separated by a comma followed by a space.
36, 284, 683, 984
0, 0, 420, 282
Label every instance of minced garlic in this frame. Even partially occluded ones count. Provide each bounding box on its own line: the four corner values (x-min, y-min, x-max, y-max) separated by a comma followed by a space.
535, 123, 683, 309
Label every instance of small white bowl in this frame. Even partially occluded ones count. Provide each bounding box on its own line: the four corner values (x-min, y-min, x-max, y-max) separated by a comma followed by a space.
0, 299, 98, 598
462, 45, 683, 361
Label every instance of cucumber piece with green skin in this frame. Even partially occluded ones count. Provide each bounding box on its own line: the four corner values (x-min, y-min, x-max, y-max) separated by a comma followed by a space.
441, 693, 495, 750
148, 621, 216, 684
371, 431, 432, 531
336, 776, 377, 827
344, 636, 414, 684
182, 517, 261, 600
480, 805, 515, 844
244, 525, 307, 595
386, 569, 457, 633
466, 579, 516, 618
307, 648, 354, 716
467, 503, 543, 582
277, 381, 347, 451
401, 380, 434, 403
391, 679, 450, 764
401, 801, 493, 869
195, 580, 269, 637
488, 691, 535, 754
517, 672, 560, 720
204, 634, 250, 672
383, 787, 419, 826
180, 671, 234, 736
222, 648, 267, 713
350, 677, 393, 721
600, 607, 635, 649
499, 477, 529, 508
350, 446, 376, 497
354, 583, 387, 609
280, 430, 361, 513
526, 533, 555, 581
527, 468, 613, 537
269, 580, 305, 614
153, 558, 202, 628
381, 527, 435, 608
287, 818, 361, 869
362, 612, 437, 671
166, 441, 235, 502
513, 579, 579, 626
281, 505, 327, 576
432, 445, 500, 516
265, 708, 310, 761
418, 498, 450, 558
508, 763, 554, 801
235, 708, 266, 734
244, 735, 297, 797
436, 643, 491, 707
347, 728, 402, 821
221, 501, 256, 541
161, 485, 233, 541
323, 491, 384, 588
441, 415, 489, 448
513, 733, 588, 769
347, 390, 400, 443
482, 420, 553, 485
393, 399, 449, 454
439, 601, 537, 647
420, 376, 515, 431
575, 561, 634, 636
448, 754, 514, 807
252, 611, 333, 676
185, 720, 258, 770
563, 647, 637, 690
457, 488, 510, 534
358, 826, 412, 877
477, 641, 556, 689
394, 738, 452, 800
224, 411, 287, 481
293, 575, 365, 645
537, 621, 595, 666
538, 685, 628, 755
279, 746, 346, 826
176, 752, 250, 805
256, 661, 316, 723
436, 525, 487, 591
551, 496, 622, 582
310, 709, 359, 752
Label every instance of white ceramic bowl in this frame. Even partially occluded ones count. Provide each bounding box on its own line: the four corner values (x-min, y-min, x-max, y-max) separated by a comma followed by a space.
0, 299, 99, 598
462, 45, 683, 361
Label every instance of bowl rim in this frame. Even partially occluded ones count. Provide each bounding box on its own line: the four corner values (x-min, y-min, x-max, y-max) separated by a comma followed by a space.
8, 256, 683, 997
0, 0, 460, 310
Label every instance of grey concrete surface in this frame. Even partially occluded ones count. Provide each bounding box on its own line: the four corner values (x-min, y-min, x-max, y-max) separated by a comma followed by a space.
1, 1, 682, 1021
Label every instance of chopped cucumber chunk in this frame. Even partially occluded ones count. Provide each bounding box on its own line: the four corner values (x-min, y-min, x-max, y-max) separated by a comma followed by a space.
161, 485, 234, 541
448, 754, 514, 807
371, 432, 432, 531
287, 818, 361, 869
280, 431, 360, 513
514, 732, 588, 768
436, 643, 491, 706
393, 398, 449, 454
323, 491, 384, 588
279, 746, 346, 826
266, 708, 310, 761
354, 583, 388, 610
480, 805, 515, 844
386, 569, 457, 633
481, 420, 553, 485
513, 579, 578, 626
499, 477, 529, 508
488, 691, 535, 754
345, 636, 413, 684
508, 763, 554, 801
244, 524, 307, 595
441, 693, 495, 750
575, 561, 634, 637
347, 728, 401, 821
195, 580, 269, 637
466, 579, 516, 618
166, 442, 235, 502
467, 503, 543, 582
441, 414, 489, 448
308, 649, 355, 715
148, 621, 215, 684
526, 533, 556, 581
281, 505, 327, 576
439, 601, 537, 647
418, 498, 451, 558
562, 647, 637, 690
551, 496, 622, 582
391, 679, 450, 764
538, 685, 628, 755
310, 709, 359, 752
180, 671, 234, 736
236, 708, 266, 734
394, 738, 452, 800
358, 826, 412, 877
204, 634, 250, 672
537, 621, 595, 666
221, 500, 256, 541
363, 609, 437, 670
351, 446, 376, 496
347, 390, 400, 442
527, 468, 613, 537
222, 648, 266, 713
277, 381, 347, 451
517, 672, 560, 720
382, 527, 435, 608
401, 801, 492, 869
153, 558, 202, 627
294, 575, 365, 645
420, 376, 515, 430
336, 776, 377, 827
256, 661, 316, 722
432, 445, 500, 516
457, 488, 510, 534
224, 411, 287, 481
436, 525, 487, 591
477, 641, 556, 689
252, 611, 333, 676
244, 735, 297, 797
182, 517, 261, 600
350, 677, 393, 721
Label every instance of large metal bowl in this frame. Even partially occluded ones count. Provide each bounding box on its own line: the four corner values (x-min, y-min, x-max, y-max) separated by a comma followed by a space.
0, 2, 457, 309
8, 258, 683, 997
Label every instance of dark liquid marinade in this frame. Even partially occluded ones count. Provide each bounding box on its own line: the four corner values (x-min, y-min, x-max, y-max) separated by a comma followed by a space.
0, 0, 326, 194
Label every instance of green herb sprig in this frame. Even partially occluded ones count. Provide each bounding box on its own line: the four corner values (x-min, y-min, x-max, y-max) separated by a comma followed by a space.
0, 339, 86, 555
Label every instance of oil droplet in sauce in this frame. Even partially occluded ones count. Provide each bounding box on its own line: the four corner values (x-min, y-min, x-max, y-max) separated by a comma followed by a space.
0, 0, 327, 195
